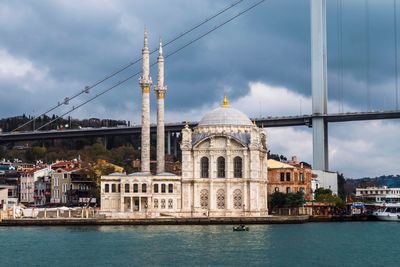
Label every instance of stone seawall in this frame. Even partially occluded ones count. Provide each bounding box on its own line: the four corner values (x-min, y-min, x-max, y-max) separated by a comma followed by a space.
0, 216, 309, 226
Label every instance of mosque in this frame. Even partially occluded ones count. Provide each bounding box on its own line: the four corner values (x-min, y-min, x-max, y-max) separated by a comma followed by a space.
100, 30, 269, 218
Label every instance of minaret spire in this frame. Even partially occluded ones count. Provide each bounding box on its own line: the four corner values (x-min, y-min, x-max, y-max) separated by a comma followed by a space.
155, 37, 167, 174
139, 27, 152, 173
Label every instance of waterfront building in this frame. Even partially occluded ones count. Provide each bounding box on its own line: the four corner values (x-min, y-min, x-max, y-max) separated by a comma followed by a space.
356, 186, 400, 203
34, 175, 51, 206
50, 161, 79, 204
311, 170, 338, 199
267, 157, 312, 200
20, 166, 51, 205
66, 172, 96, 206
100, 30, 269, 217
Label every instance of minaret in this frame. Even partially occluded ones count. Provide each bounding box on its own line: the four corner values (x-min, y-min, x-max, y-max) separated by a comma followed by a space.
155, 38, 167, 174
139, 28, 152, 173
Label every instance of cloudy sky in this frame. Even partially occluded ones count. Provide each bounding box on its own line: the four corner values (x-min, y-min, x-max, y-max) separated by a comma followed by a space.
0, 0, 399, 178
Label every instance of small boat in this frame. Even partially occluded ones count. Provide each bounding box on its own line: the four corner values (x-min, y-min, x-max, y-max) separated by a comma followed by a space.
233, 225, 249, 231
374, 203, 400, 221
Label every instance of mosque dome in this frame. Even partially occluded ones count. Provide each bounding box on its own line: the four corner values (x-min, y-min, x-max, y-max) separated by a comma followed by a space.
198, 96, 253, 127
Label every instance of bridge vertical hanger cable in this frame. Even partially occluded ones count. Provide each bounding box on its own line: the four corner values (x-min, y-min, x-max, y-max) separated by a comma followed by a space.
365, 0, 371, 111
11, 0, 247, 133
395, 0, 399, 110
34, 0, 267, 131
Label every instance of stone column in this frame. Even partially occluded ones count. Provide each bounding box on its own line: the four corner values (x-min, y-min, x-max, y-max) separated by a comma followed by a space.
139, 28, 152, 173
130, 197, 133, 212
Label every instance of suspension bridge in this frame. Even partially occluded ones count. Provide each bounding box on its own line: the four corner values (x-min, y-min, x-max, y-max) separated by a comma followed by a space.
1, 0, 400, 172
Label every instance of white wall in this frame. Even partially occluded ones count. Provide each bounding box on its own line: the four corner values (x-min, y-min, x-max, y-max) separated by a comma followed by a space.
312, 170, 338, 196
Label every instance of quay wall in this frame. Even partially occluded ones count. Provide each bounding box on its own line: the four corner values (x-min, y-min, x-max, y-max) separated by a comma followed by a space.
0, 216, 309, 226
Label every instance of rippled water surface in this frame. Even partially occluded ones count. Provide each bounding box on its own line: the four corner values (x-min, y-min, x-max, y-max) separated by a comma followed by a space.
0, 222, 399, 266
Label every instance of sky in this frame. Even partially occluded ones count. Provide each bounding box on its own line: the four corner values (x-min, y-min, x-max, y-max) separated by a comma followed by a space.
0, 0, 399, 178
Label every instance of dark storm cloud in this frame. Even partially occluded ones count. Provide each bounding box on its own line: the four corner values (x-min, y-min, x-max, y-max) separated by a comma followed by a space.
0, 0, 399, 119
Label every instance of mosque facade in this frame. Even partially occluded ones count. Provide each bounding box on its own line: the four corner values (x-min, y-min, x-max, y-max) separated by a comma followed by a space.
100, 30, 269, 218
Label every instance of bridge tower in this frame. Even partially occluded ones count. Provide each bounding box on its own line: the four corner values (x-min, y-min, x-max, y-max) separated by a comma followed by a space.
139, 28, 152, 173
311, 0, 329, 171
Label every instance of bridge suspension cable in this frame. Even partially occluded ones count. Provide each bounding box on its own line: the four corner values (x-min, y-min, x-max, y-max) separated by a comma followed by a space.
35, 0, 267, 131
12, 0, 248, 132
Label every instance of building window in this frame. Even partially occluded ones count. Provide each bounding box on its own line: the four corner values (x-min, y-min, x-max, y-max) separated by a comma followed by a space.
133, 184, 138, 193
286, 173, 291, 182
168, 199, 173, 209
300, 173, 304, 183
161, 184, 166, 193
111, 184, 116, 193
280, 173, 285, 182
63, 173, 67, 179
275, 187, 279, 192
154, 199, 159, 208
233, 157, 243, 178
286, 187, 291, 193
105, 184, 109, 193
233, 189, 243, 209
161, 199, 166, 209
217, 189, 225, 209
217, 157, 225, 178
200, 157, 209, 178
63, 184, 68, 193
118, 184, 121, 193
200, 189, 209, 209
142, 184, 147, 193
125, 184, 130, 193
154, 184, 159, 193
168, 184, 173, 193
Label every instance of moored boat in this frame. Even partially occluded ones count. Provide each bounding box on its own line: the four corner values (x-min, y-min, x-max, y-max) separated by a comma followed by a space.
373, 203, 400, 221
233, 225, 249, 231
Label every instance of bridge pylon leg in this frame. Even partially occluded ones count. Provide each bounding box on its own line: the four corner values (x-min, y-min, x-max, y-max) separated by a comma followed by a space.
312, 118, 328, 171
311, 0, 329, 171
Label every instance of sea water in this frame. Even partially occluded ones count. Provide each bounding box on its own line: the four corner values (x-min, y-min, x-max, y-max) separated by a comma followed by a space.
0, 222, 398, 266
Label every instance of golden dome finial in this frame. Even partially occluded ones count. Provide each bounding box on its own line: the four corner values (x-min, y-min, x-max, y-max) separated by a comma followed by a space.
222, 95, 229, 108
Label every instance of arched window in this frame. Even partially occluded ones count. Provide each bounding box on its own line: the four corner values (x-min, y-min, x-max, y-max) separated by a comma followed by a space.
200, 189, 209, 209
217, 157, 225, 178
105, 184, 109, 193
133, 184, 138, 193
161, 184, 166, 193
125, 184, 130, 193
216, 189, 225, 209
154, 184, 159, 193
200, 157, 209, 178
233, 156, 243, 178
168, 184, 173, 193
233, 189, 242, 209
142, 184, 147, 193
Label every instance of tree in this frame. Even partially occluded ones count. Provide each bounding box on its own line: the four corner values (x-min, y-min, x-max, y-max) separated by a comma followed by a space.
286, 191, 306, 208
314, 187, 345, 208
269, 191, 305, 209
270, 192, 287, 208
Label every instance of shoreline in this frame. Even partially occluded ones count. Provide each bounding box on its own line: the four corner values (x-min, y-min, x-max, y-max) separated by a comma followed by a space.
0, 215, 375, 226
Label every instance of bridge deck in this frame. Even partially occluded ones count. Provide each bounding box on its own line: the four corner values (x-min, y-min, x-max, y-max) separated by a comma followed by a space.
1, 111, 399, 143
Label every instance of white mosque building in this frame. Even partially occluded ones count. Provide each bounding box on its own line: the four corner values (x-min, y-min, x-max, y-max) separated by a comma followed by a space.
100, 30, 269, 218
